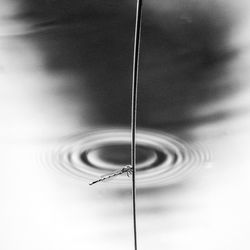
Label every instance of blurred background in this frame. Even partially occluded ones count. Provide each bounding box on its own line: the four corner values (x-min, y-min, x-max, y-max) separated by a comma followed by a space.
1, 0, 250, 249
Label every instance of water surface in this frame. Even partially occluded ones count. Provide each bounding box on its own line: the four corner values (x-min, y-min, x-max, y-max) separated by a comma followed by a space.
1, 0, 250, 249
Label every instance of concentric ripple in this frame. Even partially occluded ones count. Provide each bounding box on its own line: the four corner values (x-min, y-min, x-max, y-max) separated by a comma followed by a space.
42, 128, 210, 186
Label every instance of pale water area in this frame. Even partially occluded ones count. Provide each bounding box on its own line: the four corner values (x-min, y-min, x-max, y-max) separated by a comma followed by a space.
1, 0, 250, 249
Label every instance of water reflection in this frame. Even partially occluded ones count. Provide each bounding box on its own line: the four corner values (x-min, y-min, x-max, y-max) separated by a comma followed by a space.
16, 0, 238, 132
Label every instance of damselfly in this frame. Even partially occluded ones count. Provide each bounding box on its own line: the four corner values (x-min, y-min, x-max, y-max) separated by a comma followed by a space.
89, 165, 133, 185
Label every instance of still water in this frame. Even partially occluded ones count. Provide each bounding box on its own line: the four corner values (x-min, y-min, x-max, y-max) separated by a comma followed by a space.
1, 0, 250, 249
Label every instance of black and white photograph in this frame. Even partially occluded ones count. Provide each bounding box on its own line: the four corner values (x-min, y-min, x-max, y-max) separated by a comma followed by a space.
1, 0, 250, 249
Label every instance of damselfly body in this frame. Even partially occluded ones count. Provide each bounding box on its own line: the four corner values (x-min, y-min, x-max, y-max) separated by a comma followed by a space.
89, 165, 133, 185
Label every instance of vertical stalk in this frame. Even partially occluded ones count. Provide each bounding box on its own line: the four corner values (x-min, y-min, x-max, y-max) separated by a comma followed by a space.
131, 0, 143, 250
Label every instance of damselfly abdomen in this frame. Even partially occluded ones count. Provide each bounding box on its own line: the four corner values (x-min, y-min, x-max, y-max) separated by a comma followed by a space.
89, 165, 133, 185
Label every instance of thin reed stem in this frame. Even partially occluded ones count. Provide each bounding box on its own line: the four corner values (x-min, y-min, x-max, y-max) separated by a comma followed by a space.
131, 0, 143, 250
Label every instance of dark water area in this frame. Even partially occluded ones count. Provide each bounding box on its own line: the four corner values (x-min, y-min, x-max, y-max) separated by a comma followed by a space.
15, 0, 239, 135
